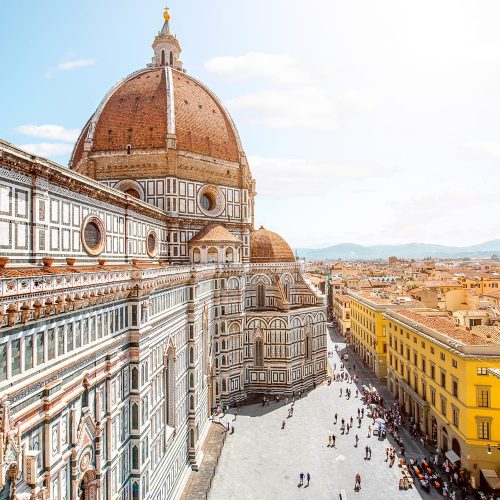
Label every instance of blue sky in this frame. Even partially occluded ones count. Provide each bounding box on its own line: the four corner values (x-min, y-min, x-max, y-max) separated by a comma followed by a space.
2, 1, 500, 248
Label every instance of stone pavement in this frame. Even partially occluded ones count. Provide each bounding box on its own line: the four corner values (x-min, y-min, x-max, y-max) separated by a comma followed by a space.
208, 329, 438, 500
180, 422, 227, 500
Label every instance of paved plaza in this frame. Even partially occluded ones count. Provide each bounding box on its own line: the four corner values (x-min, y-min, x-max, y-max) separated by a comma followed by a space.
209, 330, 436, 500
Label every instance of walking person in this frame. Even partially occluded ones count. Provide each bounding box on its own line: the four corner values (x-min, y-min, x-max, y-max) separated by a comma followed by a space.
367, 424, 371, 437
306, 472, 310, 486
332, 434, 336, 447
328, 435, 332, 447
299, 472, 304, 486
355, 473, 361, 491
334, 413, 338, 424
365, 445, 369, 459
368, 446, 372, 459
355, 434, 359, 447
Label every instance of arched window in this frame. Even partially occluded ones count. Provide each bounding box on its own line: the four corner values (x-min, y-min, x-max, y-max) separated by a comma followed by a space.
222, 355, 226, 366
193, 248, 201, 263
142, 396, 148, 424
305, 334, 312, 360
189, 373, 194, 388
132, 446, 139, 469
225, 247, 234, 262
189, 428, 195, 448
132, 481, 139, 500
221, 379, 226, 392
257, 284, 265, 308
189, 347, 194, 365
170, 51, 174, 66
131, 367, 138, 389
131, 403, 138, 430
255, 339, 264, 367
190, 395, 195, 410
164, 349, 176, 426
161, 50, 165, 65
208, 247, 218, 263
222, 339, 226, 350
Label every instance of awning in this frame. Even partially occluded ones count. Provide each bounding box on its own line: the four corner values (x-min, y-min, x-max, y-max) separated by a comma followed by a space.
445, 450, 460, 464
481, 469, 500, 490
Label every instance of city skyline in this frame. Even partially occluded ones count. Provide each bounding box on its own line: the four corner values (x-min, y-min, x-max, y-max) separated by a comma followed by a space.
2, 1, 500, 247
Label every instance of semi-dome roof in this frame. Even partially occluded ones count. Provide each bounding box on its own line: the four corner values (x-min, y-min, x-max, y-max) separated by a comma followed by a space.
250, 227, 295, 263
189, 223, 241, 245
70, 67, 242, 169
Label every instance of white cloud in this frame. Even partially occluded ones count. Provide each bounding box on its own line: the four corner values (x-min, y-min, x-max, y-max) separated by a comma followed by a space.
229, 87, 340, 131
207, 51, 379, 132
205, 52, 309, 85
43, 58, 95, 78
57, 59, 95, 71
18, 143, 74, 157
249, 155, 392, 198
462, 141, 500, 161
16, 124, 79, 142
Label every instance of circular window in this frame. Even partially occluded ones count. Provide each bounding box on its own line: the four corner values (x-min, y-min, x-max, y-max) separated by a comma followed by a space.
146, 230, 158, 258
200, 193, 215, 211
81, 216, 106, 256
197, 185, 225, 217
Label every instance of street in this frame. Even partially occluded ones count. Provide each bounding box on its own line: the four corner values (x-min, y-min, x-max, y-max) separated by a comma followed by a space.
209, 327, 445, 499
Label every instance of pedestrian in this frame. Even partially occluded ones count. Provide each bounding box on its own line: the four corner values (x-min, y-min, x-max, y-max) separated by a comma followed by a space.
357, 408, 360, 418
385, 448, 389, 461
350, 416, 353, 426
334, 413, 338, 424
368, 425, 371, 437
299, 472, 304, 486
340, 388, 342, 397
355, 434, 359, 447
328, 435, 332, 447
365, 445, 369, 459
361, 408, 364, 417
368, 446, 372, 459
306, 472, 310, 486
332, 434, 336, 447
355, 473, 361, 491
281, 420, 286, 429
285, 397, 288, 405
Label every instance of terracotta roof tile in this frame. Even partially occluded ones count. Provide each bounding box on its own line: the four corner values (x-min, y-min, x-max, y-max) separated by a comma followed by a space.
189, 223, 241, 244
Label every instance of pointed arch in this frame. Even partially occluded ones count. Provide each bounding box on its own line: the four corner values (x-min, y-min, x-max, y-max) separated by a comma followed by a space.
255, 338, 264, 367
164, 344, 176, 427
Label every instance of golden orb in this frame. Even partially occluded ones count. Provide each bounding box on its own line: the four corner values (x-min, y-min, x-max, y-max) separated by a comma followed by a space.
163, 8, 171, 21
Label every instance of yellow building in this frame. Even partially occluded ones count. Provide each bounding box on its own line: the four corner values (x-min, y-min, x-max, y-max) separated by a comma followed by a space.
385, 308, 500, 486
458, 276, 500, 294
348, 290, 420, 378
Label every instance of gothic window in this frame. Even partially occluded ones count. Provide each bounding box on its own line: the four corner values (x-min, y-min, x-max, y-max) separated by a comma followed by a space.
255, 339, 264, 367
189, 373, 194, 388
161, 50, 165, 65
170, 51, 173, 65
189, 347, 194, 365
164, 350, 176, 426
221, 379, 226, 393
131, 403, 138, 430
257, 283, 265, 308
132, 481, 139, 500
305, 334, 312, 360
131, 367, 138, 389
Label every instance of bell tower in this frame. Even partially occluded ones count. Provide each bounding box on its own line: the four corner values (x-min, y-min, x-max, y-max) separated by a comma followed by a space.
151, 6, 183, 70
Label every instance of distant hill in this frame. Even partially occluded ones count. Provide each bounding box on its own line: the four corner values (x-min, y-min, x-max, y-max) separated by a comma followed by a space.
295, 239, 500, 260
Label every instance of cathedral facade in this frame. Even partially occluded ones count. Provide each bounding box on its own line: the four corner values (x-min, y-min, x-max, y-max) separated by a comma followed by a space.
0, 9, 327, 500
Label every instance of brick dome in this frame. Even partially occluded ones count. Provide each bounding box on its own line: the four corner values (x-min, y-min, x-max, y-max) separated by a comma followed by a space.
70, 67, 242, 169
250, 227, 295, 263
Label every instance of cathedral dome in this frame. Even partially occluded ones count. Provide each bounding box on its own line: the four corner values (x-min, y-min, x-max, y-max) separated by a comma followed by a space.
70, 67, 242, 169
250, 227, 295, 263
69, 9, 246, 173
